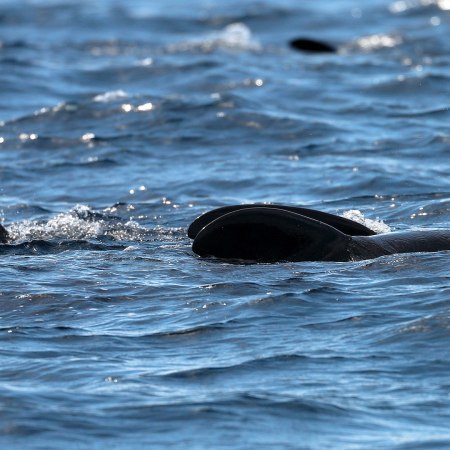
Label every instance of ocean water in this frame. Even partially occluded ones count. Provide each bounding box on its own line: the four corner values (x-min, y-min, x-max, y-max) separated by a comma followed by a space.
1, 0, 449, 448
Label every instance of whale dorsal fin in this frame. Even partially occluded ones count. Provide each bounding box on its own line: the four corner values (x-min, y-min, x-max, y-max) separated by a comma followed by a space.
188, 204, 375, 239
192, 207, 351, 263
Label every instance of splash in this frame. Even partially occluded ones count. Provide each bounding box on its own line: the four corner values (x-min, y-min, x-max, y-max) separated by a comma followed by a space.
390, 0, 450, 13
93, 90, 129, 103
167, 23, 261, 53
7, 205, 146, 242
210, 23, 261, 51
352, 34, 403, 51
342, 210, 391, 234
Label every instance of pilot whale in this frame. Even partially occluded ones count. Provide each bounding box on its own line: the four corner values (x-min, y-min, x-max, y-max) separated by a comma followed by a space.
188, 204, 375, 239
190, 205, 450, 263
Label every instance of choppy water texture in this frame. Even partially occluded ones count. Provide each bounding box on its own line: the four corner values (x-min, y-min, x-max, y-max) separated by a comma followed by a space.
1, 0, 450, 448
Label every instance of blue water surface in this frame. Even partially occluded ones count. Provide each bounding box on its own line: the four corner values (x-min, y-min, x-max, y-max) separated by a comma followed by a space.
0, 0, 449, 448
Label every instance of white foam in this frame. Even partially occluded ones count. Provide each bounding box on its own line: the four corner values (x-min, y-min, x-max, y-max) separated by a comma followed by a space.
211, 23, 261, 51
342, 210, 391, 234
93, 90, 128, 103
390, 0, 450, 13
357, 34, 402, 50
7, 205, 145, 242
168, 23, 261, 53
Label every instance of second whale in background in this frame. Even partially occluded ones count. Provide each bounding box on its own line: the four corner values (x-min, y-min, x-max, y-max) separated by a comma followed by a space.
289, 37, 337, 53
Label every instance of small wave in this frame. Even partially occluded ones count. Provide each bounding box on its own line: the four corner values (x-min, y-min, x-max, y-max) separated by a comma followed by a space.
0, 239, 125, 256
103, 393, 348, 420
390, 106, 450, 118
399, 314, 450, 334
376, 313, 450, 347
342, 210, 391, 233
162, 354, 308, 380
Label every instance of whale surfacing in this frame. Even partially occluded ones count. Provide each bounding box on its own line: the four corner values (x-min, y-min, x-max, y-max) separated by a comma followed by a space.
189, 205, 450, 263
188, 204, 375, 239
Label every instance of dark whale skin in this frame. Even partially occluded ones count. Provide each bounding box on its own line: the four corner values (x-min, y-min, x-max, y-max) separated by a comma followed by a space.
289, 38, 336, 53
190, 206, 450, 263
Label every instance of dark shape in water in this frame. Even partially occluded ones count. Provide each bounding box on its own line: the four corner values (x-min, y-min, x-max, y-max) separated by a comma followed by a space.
0, 224, 8, 244
190, 206, 450, 263
289, 38, 336, 53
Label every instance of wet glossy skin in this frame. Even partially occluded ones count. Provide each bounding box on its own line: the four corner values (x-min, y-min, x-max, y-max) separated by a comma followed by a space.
190, 206, 450, 263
